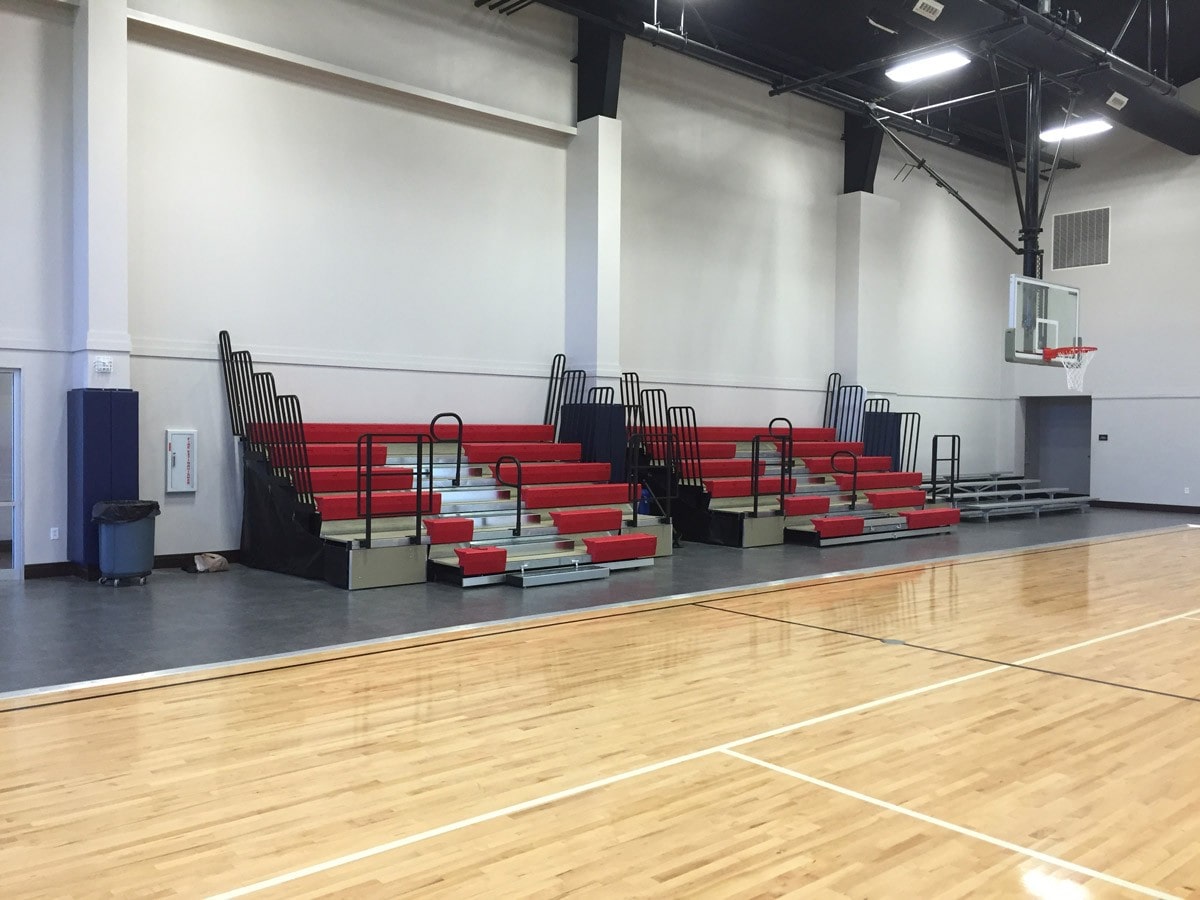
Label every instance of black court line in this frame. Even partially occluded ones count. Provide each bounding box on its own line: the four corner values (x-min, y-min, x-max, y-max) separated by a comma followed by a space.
0, 602, 695, 713
8, 529, 1191, 713
696, 602, 1200, 705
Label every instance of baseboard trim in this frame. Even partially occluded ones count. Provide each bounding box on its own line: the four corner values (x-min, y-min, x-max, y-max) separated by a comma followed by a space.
24, 562, 87, 580
24, 551, 242, 580
1090, 500, 1200, 514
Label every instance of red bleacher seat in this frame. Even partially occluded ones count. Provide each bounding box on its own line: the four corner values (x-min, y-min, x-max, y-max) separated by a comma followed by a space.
901, 508, 961, 529
549, 508, 624, 534
301, 423, 556, 444
305, 444, 387, 467
691, 427, 836, 442
315, 491, 442, 521
583, 533, 657, 563
679, 459, 766, 478
465, 443, 582, 464
792, 441, 864, 457
865, 489, 926, 510
307, 467, 413, 493
811, 515, 865, 538
833, 471, 924, 491
454, 546, 507, 576
802, 456, 892, 474
522, 484, 631, 509
424, 517, 475, 544
693, 442, 739, 459
496, 462, 611, 485
703, 476, 796, 499
782, 495, 831, 516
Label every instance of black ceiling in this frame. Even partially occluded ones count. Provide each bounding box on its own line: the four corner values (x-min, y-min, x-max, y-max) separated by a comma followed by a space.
508, 1, 1200, 169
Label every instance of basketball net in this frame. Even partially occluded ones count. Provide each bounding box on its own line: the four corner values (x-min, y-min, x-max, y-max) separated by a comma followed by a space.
1046, 347, 1097, 392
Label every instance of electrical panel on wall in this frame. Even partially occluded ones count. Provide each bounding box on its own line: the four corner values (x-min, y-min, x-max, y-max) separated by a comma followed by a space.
166, 429, 197, 493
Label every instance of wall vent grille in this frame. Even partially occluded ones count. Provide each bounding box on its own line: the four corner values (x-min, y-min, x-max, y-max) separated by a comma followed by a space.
1052, 206, 1110, 269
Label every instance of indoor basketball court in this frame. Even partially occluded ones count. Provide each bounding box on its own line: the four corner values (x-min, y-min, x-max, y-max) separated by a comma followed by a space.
2, 528, 1198, 897
4, 0, 1200, 896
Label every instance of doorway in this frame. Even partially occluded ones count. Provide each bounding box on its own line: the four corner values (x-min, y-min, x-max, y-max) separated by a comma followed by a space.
1, 370, 19, 580
1023, 395, 1092, 494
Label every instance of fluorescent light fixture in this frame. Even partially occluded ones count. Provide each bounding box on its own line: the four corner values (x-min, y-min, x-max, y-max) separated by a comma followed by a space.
1040, 118, 1113, 142
885, 50, 971, 83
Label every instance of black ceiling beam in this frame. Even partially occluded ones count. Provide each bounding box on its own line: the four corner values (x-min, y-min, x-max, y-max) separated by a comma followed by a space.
979, 0, 1178, 96
640, 21, 960, 147
843, 113, 884, 194
770, 21, 1023, 98
875, 119, 1022, 255
575, 19, 625, 121
898, 82, 1025, 118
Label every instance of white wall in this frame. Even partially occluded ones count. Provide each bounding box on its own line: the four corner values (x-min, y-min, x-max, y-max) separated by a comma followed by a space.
132, 0, 575, 125
619, 38, 1018, 472
125, 3, 575, 554
0, 1, 75, 566
1028, 84, 1200, 504
852, 141, 1021, 475
619, 41, 844, 425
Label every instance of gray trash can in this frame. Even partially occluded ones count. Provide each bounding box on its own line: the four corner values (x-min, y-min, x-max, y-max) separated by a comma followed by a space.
92, 500, 160, 585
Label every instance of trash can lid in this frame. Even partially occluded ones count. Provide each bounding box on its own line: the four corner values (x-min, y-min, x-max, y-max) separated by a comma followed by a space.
92, 500, 162, 523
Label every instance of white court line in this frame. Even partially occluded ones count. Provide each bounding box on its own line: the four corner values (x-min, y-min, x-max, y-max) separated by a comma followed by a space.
722, 750, 1179, 900
1014, 607, 1200, 666
209, 608, 1195, 899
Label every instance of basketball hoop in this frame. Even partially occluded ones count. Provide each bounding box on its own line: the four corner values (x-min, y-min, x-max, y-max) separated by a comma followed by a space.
1043, 345, 1098, 392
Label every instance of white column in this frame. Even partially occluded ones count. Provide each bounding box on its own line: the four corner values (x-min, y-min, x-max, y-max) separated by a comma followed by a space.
71, 0, 131, 389
565, 116, 622, 389
834, 191, 901, 390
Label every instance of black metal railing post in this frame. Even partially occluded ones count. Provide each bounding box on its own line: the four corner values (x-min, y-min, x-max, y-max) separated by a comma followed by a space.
430, 412, 464, 487
832, 449, 861, 511
769, 417, 794, 513
931, 434, 961, 503
356, 431, 432, 548
495, 455, 524, 537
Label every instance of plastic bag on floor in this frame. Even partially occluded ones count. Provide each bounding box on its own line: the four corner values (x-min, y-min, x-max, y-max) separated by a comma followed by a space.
183, 552, 229, 574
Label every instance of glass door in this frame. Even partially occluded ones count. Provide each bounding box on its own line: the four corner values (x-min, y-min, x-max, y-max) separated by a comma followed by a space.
0, 370, 18, 580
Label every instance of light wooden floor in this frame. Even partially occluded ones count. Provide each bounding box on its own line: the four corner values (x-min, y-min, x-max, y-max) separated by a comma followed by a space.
2, 528, 1198, 898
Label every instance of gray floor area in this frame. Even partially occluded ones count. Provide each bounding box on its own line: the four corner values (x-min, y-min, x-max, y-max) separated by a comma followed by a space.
1, 508, 1194, 695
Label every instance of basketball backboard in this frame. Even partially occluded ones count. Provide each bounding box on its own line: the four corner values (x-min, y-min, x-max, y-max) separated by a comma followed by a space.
1004, 275, 1081, 365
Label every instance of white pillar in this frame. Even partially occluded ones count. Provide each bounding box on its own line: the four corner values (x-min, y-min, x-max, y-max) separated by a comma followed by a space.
71, 0, 131, 389
834, 191, 901, 390
565, 116, 622, 389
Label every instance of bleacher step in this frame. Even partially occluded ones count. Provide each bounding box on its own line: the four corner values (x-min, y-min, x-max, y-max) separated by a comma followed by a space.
507, 565, 610, 587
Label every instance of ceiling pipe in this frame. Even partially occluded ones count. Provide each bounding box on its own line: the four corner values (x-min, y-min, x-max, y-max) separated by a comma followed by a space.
979, 0, 1177, 95
640, 22, 960, 146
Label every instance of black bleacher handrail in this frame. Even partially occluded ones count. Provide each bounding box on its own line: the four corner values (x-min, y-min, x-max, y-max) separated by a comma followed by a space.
668, 406, 703, 489
543, 353, 566, 427
429, 412, 464, 487
219, 332, 316, 509
770, 417, 795, 514
835, 384, 865, 442
355, 432, 433, 548
625, 430, 675, 528
637, 388, 671, 465
248, 371, 316, 509
823, 372, 842, 430
831, 449, 861, 511
587, 386, 615, 404
494, 455, 524, 537
748, 419, 794, 518
218, 330, 244, 437
931, 434, 962, 503
621, 372, 642, 428
899, 412, 922, 474
276, 394, 315, 507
